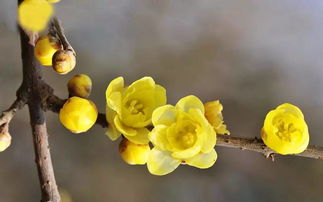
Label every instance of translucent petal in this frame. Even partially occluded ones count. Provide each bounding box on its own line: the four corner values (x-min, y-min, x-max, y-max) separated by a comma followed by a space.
171, 145, 201, 159
125, 127, 150, 144
176, 95, 205, 114
147, 148, 181, 176
114, 116, 137, 136
152, 105, 177, 126
148, 125, 171, 150
186, 149, 217, 169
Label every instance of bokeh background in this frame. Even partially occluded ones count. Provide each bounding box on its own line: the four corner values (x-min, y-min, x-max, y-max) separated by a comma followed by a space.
1, 0, 323, 201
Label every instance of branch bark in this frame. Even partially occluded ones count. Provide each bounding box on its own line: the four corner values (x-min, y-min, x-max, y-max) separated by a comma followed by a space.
217, 135, 323, 160
18, 11, 61, 202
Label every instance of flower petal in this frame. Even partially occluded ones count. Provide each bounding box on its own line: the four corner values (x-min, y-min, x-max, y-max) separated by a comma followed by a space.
114, 116, 137, 136
171, 145, 201, 159
106, 77, 124, 113
125, 77, 155, 95
148, 125, 172, 150
277, 103, 304, 119
147, 148, 181, 176
154, 85, 167, 107
125, 127, 150, 144
186, 149, 217, 169
176, 95, 205, 114
105, 107, 121, 141
152, 105, 177, 126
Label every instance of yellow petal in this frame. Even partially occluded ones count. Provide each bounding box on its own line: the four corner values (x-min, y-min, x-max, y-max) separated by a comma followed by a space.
171, 145, 201, 159
152, 105, 177, 126
18, 0, 54, 32
106, 77, 124, 113
147, 148, 181, 176
186, 149, 217, 169
277, 103, 304, 119
148, 125, 171, 150
124, 127, 150, 144
154, 85, 167, 107
105, 107, 121, 141
125, 77, 155, 95
176, 95, 205, 114
114, 116, 137, 136
189, 108, 216, 153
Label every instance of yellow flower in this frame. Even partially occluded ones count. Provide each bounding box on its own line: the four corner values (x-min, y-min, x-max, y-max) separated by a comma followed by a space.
18, 0, 54, 32
261, 103, 309, 155
59, 97, 98, 133
204, 100, 230, 135
119, 138, 151, 165
147, 95, 217, 175
105, 77, 166, 144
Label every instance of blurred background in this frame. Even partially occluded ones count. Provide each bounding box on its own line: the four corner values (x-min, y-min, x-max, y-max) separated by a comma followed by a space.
1, 0, 323, 201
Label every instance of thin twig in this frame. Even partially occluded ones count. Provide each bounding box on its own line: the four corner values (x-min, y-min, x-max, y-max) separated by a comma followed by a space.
0, 98, 26, 126
51, 17, 75, 54
217, 135, 323, 160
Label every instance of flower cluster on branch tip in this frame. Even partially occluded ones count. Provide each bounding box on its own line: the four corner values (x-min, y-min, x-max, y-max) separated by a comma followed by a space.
8, 1, 312, 174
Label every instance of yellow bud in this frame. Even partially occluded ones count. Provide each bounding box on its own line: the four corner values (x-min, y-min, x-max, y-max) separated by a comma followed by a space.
204, 100, 230, 135
0, 131, 11, 152
119, 138, 150, 165
18, 0, 54, 32
35, 35, 62, 66
47, 0, 61, 3
59, 97, 98, 133
52, 50, 76, 75
67, 74, 92, 98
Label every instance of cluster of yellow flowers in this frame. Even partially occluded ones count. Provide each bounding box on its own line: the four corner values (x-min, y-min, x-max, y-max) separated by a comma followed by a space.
102, 77, 309, 175
105, 77, 230, 175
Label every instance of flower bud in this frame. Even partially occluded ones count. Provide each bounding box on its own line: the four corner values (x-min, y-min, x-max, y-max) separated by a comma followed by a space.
204, 100, 230, 135
67, 74, 92, 98
0, 130, 12, 152
119, 138, 150, 165
59, 97, 98, 133
35, 35, 62, 66
52, 50, 76, 75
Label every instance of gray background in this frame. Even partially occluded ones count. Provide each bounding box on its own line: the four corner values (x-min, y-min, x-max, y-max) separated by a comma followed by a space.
1, 0, 323, 201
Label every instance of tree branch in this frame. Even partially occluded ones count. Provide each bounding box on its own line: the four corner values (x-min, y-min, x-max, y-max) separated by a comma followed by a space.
50, 17, 75, 54
44, 95, 323, 161
216, 135, 323, 160
0, 98, 26, 126
18, 13, 61, 202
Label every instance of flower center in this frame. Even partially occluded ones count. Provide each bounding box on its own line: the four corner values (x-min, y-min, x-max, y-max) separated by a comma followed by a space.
274, 118, 300, 142
167, 120, 197, 150
127, 99, 144, 115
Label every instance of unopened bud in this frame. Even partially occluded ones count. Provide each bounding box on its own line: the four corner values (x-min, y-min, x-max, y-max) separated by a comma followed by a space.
119, 138, 150, 165
67, 74, 92, 98
0, 129, 11, 152
35, 35, 62, 66
52, 50, 76, 75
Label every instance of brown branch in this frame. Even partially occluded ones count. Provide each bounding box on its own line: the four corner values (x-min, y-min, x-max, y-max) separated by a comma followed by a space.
18, 7, 61, 202
217, 135, 323, 160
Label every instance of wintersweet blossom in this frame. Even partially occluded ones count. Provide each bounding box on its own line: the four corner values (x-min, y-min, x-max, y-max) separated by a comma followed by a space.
147, 95, 218, 175
18, 0, 54, 32
261, 103, 309, 155
105, 77, 166, 144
